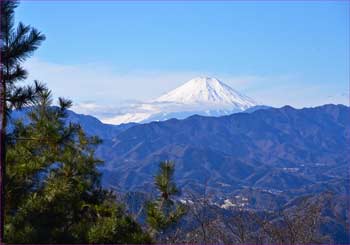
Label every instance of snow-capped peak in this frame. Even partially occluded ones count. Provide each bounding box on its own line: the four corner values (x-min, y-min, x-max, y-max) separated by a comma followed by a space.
102, 77, 258, 125
154, 76, 257, 109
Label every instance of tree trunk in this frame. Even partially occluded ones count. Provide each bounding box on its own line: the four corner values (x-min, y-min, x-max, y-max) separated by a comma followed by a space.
0, 126, 4, 243
0, 68, 6, 243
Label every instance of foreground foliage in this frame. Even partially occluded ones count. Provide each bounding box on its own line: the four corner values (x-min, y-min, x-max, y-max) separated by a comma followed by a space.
146, 161, 186, 240
1, 0, 47, 240
4, 90, 151, 243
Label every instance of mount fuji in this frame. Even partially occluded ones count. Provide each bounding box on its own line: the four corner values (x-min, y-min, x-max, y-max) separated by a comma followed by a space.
103, 77, 258, 125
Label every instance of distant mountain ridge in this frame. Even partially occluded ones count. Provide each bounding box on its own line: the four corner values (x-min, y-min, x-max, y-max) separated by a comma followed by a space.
95, 104, 349, 197
10, 104, 349, 200
103, 77, 258, 124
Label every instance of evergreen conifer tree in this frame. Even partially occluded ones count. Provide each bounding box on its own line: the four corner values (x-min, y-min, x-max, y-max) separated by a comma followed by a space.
5, 88, 152, 243
146, 161, 186, 238
1, 0, 46, 239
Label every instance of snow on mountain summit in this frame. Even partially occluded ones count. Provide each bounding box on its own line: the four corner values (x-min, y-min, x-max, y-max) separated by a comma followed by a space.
155, 77, 256, 109
102, 77, 258, 125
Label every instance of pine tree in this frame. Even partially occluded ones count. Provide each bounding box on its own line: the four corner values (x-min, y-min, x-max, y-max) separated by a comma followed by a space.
146, 161, 186, 238
0, 0, 46, 240
4, 88, 152, 243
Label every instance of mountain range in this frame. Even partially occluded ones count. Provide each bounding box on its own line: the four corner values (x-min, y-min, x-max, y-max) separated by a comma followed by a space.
9, 72, 349, 217
95, 104, 349, 199
11, 103, 349, 201
8, 99, 350, 244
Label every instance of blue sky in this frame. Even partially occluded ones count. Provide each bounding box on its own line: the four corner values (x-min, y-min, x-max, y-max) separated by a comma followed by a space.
17, 0, 349, 118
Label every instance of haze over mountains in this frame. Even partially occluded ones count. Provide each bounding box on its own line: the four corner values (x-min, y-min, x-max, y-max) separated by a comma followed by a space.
103, 77, 258, 124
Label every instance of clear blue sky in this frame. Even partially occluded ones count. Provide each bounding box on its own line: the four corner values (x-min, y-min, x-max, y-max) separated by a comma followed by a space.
16, 0, 349, 118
